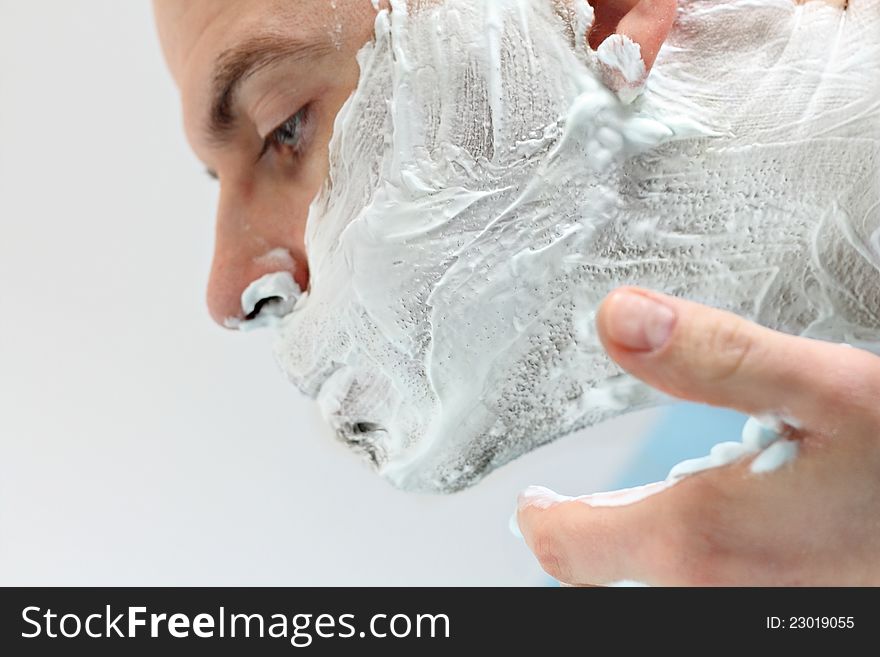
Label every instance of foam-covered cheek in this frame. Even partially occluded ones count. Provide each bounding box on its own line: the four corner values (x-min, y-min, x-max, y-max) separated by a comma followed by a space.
271, 0, 878, 493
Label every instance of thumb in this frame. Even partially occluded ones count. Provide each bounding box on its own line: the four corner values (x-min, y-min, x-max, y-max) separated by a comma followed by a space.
596, 287, 880, 436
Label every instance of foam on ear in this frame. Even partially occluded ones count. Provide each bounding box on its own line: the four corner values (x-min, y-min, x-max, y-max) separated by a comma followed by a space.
589, 0, 676, 101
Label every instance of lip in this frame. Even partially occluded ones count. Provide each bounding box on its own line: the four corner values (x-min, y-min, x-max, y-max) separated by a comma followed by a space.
334, 419, 386, 442
306, 364, 389, 463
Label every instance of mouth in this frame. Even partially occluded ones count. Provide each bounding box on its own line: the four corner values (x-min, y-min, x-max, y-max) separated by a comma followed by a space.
309, 363, 390, 468
333, 420, 388, 468
349, 421, 384, 434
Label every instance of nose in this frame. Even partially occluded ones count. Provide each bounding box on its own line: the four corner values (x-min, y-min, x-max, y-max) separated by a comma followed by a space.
206, 177, 310, 329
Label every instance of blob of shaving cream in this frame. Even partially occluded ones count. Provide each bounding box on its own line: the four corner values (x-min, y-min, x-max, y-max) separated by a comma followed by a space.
225, 272, 302, 332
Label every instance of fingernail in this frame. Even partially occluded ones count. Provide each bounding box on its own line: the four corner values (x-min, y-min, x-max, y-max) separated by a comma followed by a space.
604, 291, 676, 351
517, 485, 570, 510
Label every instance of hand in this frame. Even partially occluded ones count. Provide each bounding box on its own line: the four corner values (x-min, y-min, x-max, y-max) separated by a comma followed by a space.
516, 287, 880, 585
586, 0, 675, 69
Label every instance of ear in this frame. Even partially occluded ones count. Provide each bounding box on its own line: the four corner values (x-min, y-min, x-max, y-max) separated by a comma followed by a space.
589, 0, 677, 71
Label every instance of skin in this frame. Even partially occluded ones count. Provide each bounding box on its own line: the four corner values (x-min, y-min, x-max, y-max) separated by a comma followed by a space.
155, 0, 869, 585
518, 287, 880, 585
154, 0, 382, 325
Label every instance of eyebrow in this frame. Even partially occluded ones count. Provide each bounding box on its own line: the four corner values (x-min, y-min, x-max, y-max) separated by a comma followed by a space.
207, 33, 333, 146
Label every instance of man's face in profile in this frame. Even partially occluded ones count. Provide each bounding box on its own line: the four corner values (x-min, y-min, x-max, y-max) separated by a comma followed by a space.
156, 0, 879, 493
155, 0, 644, 493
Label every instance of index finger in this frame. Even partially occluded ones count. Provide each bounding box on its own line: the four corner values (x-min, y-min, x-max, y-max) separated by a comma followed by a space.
597, 287, 880, 437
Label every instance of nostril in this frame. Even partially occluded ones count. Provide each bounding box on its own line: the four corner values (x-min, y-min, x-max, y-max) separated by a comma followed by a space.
244, 295, 283, 320
241, 272, 301, 317
225, 271, 302, 331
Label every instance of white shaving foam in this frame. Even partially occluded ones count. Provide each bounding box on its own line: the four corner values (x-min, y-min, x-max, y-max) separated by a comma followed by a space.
272, 0, 879, 492
225, 271, 302, 332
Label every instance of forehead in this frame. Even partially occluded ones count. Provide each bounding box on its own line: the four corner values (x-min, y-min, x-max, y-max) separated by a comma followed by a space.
154, 0, 374, 144
155, 0, 321, 81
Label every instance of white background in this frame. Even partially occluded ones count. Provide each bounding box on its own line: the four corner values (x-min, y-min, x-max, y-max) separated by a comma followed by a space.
0, 0, 657, 585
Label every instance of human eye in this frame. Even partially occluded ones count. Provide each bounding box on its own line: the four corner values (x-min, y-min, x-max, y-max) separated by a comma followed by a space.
259, 104, 311, 160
